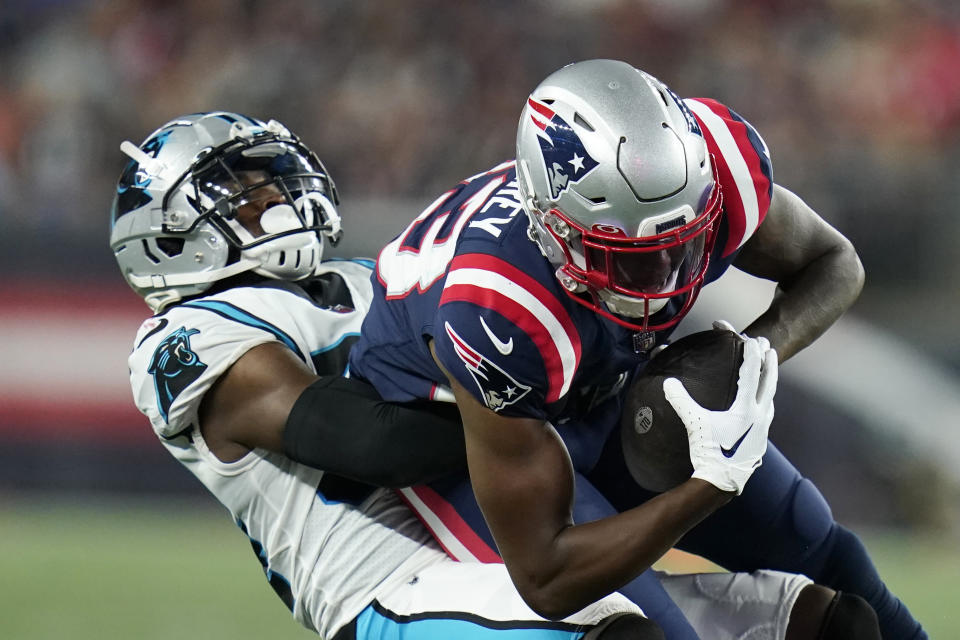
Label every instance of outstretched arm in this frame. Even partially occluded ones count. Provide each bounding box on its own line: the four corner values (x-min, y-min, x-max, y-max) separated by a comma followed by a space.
734, 183, 864, 362
198, 341, 465, 486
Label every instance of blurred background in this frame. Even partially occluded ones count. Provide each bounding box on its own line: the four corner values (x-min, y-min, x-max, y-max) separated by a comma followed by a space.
1, 0, 958, 637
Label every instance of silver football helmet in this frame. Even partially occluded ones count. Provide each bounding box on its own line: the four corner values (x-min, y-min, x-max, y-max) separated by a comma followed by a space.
109, 112, 342, 311
516, 60, 722, 332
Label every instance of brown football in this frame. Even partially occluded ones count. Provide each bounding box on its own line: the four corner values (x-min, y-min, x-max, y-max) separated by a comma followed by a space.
620, 328, 744, 492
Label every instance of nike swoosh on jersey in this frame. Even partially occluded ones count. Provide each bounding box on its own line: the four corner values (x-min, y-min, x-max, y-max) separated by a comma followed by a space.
479, 315, 513, 355
721, 424, 753, 458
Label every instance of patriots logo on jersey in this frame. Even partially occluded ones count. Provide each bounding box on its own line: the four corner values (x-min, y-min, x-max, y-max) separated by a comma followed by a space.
527, 98, 599, 199
148, 326, 207, 423
445, 322, 530, 412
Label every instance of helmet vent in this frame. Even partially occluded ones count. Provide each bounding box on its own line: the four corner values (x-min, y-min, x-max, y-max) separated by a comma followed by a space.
657, 89, 670, 107
156, 237, 185, 257
278, 251, 286, 266
588, 197, 606, 204
574, 113, 595, 132
142, 239, 161, 264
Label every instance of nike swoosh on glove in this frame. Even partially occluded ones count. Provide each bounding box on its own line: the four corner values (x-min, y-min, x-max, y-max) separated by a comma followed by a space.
663, 334, 778, 494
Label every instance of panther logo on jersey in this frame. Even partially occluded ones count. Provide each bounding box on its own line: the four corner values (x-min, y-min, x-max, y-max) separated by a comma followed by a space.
148, 326, 207, 422
445, 322, 530, 412
527, 98, 599, 199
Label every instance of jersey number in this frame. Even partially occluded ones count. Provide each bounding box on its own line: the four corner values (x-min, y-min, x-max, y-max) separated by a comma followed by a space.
377, 176, 506, 298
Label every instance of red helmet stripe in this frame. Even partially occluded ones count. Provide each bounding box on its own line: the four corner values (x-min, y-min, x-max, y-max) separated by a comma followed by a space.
527, 97, 556, 119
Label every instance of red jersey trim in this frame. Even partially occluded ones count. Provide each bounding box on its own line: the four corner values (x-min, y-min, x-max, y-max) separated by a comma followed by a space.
440, 253, 581, 404
686, 98, 772, 257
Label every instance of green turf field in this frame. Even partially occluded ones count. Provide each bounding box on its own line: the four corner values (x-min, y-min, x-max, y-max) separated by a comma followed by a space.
2, 496, 956, 639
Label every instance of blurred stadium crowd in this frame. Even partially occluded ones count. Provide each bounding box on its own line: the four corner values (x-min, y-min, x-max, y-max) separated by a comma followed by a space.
0, 0, 958, 532
1, 0, 959, 362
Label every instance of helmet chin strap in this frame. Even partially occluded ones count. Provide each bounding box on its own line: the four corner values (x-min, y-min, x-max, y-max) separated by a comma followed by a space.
244, 204, 323, 280
127, 257, 260, 290
259, 203, 302, 233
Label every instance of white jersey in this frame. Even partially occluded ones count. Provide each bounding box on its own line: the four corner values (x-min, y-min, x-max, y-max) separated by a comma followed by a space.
127, 260, 448, 638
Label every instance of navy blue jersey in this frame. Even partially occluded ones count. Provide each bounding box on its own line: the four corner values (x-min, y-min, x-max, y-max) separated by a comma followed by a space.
350, 99, 772, 427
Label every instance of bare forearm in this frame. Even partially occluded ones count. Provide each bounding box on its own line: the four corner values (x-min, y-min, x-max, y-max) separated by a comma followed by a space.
504, 479, 731, 619
743, 241, 863, 362
736, 184, 865, 363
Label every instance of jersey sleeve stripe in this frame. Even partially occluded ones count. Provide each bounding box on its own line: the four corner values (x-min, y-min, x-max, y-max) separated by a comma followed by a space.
444, 283, 569, 406
442, 255, 581, 402
181, 300, 306, 360
685, 98, 771, 257
397, 486, 502, 564
462, 160, 516, 184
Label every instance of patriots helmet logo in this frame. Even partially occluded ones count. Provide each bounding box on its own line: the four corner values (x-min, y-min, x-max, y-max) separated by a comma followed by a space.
527, 98, 600, 200
445, 322, 531, 412
148, 326, 207, 423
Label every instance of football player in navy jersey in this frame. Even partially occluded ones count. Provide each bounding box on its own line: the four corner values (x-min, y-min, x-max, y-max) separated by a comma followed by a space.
349, 60, 921, 639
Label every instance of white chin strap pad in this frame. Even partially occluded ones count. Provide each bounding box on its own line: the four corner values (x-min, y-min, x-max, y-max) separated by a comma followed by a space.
259, 204, 303, 233
244, 204, 323, 280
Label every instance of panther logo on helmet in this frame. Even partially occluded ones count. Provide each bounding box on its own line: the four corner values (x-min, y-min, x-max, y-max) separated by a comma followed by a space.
114, 130, 172, 220
526, 98, 599, 200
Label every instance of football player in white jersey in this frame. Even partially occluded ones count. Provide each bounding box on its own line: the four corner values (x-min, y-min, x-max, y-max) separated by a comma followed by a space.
111, 111, 869, 640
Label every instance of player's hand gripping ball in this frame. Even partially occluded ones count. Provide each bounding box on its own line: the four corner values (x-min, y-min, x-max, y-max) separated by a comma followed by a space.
620, 326, 745, 492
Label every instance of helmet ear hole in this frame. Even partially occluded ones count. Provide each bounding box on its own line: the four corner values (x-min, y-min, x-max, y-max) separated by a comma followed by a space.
156, 237, 185, 257
574, 113, 595, 131
141, 239, 161, 264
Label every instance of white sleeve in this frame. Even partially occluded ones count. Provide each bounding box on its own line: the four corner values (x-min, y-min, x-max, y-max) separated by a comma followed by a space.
127, 290, 303, 439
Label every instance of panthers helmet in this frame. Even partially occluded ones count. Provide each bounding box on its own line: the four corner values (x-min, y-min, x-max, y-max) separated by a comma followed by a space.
110, 112, 342, 312
516, 60, 722, 332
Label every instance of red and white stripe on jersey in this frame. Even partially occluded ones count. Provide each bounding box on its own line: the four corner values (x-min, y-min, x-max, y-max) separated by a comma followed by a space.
397, 486, 502, 563
462, 159, 515, 185
440, 253, 581, 404
428, 382, 455, 403
685, 98, 773, 258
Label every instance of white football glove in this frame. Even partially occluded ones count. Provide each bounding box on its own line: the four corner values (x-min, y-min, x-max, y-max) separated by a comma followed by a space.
663, 334, 778, 494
